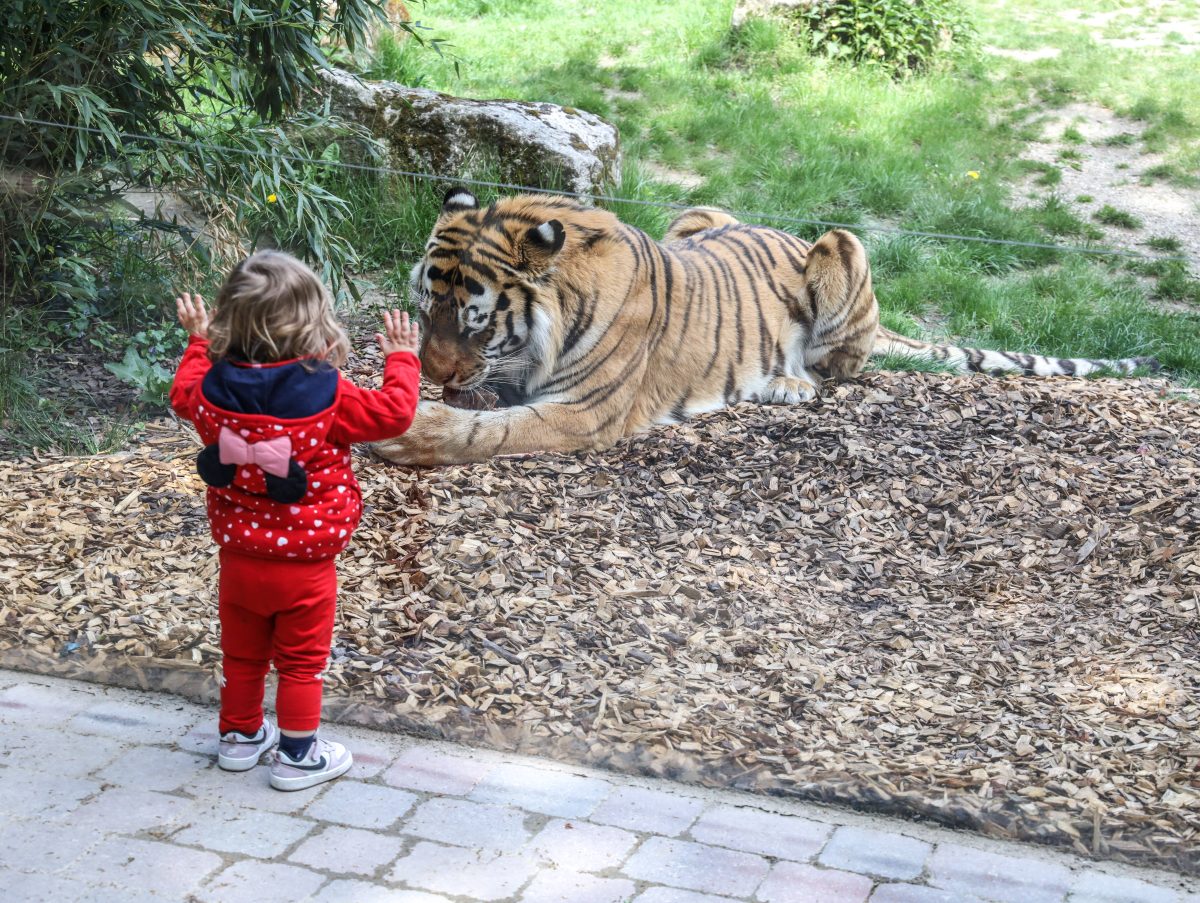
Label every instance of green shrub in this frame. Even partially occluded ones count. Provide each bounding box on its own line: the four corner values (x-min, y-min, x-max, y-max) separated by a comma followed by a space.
0, 0, 396, 304
0, 0, 405, 409
790, 0, 973, 73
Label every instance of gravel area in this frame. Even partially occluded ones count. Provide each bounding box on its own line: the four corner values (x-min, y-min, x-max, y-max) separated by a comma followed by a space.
2, 369, 1197, 876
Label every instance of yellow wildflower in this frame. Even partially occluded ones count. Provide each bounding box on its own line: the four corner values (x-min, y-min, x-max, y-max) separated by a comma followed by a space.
966, 171, 980, 180
267, 193, 278, 203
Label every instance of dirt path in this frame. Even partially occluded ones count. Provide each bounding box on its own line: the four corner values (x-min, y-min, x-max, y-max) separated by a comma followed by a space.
1013, 101, 1200, 274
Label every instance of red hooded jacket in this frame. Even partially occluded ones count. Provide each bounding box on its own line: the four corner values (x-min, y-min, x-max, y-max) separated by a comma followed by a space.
170, 336, 419, 561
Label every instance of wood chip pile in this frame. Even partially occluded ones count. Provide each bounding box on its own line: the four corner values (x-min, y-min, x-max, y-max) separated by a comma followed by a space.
2, 370, 1197, 874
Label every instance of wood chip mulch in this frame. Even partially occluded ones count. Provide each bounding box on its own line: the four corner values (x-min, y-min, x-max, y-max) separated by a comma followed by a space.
2, 371, 1198, 875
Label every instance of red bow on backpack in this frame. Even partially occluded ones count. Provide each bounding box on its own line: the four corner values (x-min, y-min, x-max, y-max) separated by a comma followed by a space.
218, 427, 292, 478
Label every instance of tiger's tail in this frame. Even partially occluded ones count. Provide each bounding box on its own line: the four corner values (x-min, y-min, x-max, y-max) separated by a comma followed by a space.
871, 327, 1159, 377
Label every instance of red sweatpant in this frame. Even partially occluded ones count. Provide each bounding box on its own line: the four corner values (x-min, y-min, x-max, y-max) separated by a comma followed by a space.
218, 549, 338, 735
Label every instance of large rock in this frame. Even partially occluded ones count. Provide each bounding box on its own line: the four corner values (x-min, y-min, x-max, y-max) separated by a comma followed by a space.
732, 0, 812, 28
321, 67, 620, 196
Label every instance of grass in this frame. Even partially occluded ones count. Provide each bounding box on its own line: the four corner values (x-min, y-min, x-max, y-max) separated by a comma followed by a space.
1094, 204, 1143, 229
1146, 236, 1183, 253
0, 311, 146, 455
1101, 132, 1139, 147
1128, 259, 1200, 307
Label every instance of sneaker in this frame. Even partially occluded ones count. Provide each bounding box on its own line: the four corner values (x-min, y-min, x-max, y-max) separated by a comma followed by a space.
269, 734, 353, 791
217, 720, 279, 772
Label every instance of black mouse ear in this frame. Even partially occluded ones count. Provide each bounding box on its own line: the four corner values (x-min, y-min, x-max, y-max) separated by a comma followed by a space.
197, 444, 235, 487
265, 460, 308, 504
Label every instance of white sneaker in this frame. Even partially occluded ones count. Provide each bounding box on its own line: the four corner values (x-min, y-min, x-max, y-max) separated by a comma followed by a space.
217, 720, 279, 772
269, 735, 353, 791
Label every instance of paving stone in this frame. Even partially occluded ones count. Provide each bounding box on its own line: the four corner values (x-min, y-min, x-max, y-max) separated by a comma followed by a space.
66, 786, 210, 837
819, 826, 932, 880
74, 837, 223, 899
926, 843, 1074, 903
623, 836, 770, 898
0, 680, 102, 722
588, 785, 706, 836
304, 780, 417, 829
469, 761, 611, 818
184, 761, 326, 814
198, 861, 326, 903
689, 804, 830, 862
757, 862, 874, 903
519, 868, 637, 903
2, 725, 129, 777
96, 745, 210, 792
633, 890, 742, 903
315, 880, 453, 902
402, 797, 530, 852
1068, 871, 1181, 903
0, 867, 171, 903
529, 818, 639, 872
175, 808, 315, 858
0, 771, 100, 820
387, 841, 540, 901
178, 724, 221, 756
343, 737, 397, 780
5, 671, 1196, 903
870, 885, 986, 903
67, 698, 200, 742
382, 744, 493, 795
289, 825, 407, 876
0, 819, 96, 874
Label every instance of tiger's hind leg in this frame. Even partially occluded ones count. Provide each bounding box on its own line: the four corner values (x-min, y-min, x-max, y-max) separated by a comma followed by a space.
800, 229, 880, 382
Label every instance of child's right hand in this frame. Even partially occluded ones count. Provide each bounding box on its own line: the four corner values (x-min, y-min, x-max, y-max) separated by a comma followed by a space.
176, 292, 209, 339
376, 309, 421, 357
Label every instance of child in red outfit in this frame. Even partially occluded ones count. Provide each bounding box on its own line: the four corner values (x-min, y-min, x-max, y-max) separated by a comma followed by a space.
170, 250, 421, 791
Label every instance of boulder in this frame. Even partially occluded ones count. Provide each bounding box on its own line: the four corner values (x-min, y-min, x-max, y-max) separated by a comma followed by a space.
320, 67, 620, 196
732, 0, 813, 28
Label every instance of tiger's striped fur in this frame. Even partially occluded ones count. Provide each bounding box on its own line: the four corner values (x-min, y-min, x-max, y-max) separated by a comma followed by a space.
371, 190, 1157, 466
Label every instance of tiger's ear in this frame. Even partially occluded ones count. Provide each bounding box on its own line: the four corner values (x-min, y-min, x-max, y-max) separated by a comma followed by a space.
517, 219, 566, 273
441, 187, 478, 213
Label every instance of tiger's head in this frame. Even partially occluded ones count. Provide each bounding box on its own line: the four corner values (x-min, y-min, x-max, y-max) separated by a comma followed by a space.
407, 187, 568, 393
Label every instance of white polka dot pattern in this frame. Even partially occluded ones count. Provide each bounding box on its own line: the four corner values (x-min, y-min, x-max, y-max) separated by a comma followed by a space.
193, 400, 362, 560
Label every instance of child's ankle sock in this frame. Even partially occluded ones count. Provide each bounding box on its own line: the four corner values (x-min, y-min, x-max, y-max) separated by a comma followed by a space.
279, 733, 315, 760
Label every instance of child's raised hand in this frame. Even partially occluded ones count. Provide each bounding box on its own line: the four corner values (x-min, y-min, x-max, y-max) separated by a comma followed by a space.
176, 292, 209, 339
376, 309, 421, 357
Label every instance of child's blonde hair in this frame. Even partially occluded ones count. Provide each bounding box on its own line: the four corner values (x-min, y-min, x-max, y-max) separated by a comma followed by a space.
207, 250, 350, 368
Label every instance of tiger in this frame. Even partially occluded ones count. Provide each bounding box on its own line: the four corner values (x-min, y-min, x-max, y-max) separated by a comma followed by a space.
370, 188, 1157, 466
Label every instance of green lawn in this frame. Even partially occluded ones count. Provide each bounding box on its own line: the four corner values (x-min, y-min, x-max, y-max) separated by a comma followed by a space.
354, 0, 1200, 379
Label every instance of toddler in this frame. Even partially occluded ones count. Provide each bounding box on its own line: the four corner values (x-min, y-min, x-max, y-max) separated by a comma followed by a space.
170, 250, 421, 790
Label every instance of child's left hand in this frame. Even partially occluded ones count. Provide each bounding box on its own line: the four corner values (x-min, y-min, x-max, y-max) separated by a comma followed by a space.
376, 309, 420, 357
176, 292, 209, 339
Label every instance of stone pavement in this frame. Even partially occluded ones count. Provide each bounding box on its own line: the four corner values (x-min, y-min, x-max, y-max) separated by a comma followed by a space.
1, 670, 1196, 903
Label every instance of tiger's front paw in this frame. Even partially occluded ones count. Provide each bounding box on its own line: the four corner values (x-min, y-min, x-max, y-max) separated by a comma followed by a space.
370, 401, 454, 466
760, 376, 818, 405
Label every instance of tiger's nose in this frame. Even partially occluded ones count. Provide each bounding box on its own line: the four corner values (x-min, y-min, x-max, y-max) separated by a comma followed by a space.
420, 351, 455, 385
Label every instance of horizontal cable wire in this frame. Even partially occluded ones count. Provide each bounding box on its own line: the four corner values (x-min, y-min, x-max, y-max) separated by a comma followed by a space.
3, 112, 1191, 263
